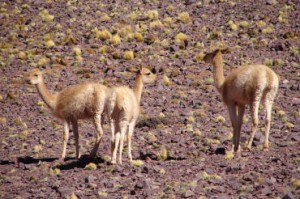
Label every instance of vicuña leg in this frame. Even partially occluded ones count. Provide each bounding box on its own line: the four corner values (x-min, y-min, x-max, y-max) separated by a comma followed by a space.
247, 98, 261, 150
236, 105, 245, 152
111, 129, 120, 164
61, 121, 69, 160
263, 93, 275, 150
110, 118, 116, 158
90, 114, 104, 157
71, 120, 80, 159
228, 104, 239, 152
127, 120, 136, 162
118, 121, 128, 164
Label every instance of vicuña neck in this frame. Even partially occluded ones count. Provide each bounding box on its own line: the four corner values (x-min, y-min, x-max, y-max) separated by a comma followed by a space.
36, 78, 57, 110
212, 52, 225, 93
133, 74, 143, 104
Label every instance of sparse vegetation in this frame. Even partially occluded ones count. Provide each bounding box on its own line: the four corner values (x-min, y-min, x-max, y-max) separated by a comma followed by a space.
85, 163, 97, 170
0, 0, 298, 198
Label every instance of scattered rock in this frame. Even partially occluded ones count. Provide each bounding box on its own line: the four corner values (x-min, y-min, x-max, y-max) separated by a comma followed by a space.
260, 186, 272, 195
282, 191, 295, 199
215, 147, 226, 155
183, 190, 194, 198
217, 195, 231, 199
85, 175, 95, 184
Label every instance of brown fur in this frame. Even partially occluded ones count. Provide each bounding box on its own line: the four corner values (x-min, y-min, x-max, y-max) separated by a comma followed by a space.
107, 66, 156, 164
204, 48, 279, 152
27, 69, 109, 160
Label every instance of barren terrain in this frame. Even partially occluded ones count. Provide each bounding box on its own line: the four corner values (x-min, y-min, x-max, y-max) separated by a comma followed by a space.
0, 0, 299, 198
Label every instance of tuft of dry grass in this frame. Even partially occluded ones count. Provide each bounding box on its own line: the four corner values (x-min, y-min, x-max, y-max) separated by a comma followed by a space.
134, 32, 144, 42
225, 151, 234, 160
159, 145, 169, 160
123, 51, 134, 60
145, 10, 159, 20
178, 12, 190, 23
93, 28, 111, 40
131, 160, 144, 167
110, 34, 121, 45
85, 162, 97, 170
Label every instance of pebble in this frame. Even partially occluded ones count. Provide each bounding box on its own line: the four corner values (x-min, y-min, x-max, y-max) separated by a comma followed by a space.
282, 191, 295, 199
183, 190, 194, 198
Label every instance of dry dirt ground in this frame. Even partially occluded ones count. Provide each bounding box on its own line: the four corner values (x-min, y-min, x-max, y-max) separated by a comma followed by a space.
0, 0, 299, 198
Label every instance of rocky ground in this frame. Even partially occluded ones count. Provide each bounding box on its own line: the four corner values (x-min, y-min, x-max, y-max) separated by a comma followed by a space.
0, 0, 299, 198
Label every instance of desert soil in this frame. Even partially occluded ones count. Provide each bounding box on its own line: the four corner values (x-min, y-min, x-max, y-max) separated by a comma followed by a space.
0, 0, 299, 198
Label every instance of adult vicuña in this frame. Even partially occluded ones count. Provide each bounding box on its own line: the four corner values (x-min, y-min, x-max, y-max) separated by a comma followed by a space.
27, 68, 109, 160
203, 48, 279, 152
107, 66, 156, 164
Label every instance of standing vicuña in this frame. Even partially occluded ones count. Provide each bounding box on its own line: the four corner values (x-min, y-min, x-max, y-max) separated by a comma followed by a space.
27, 69, 109, 160
107, 66, 156, 164
203, 48, 279, 152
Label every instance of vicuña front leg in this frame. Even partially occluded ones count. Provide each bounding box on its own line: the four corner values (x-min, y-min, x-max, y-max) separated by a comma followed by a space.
228, 104, 240, 152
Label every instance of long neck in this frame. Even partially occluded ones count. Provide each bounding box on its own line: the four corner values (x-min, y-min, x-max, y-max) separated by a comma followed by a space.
133, 74, 143, 104
36, 78, 57, 110
212, 52, 225, 93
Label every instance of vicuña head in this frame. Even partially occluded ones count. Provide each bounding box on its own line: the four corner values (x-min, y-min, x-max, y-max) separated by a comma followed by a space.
27, 68, 44, 85
108, 65, 156, 164
203, 48, 279, 154
27, 68, 109, 161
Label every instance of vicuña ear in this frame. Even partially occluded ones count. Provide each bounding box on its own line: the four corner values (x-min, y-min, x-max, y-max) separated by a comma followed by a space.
136, 65, 143, 74
220, 47, 232, 54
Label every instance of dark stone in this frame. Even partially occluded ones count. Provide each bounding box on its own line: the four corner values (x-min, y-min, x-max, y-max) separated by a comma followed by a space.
185, 0, 196, 5
260, 186, 272, 195
287, 133, 300, 142
141, 166, 149, 174
282, 191, 295, 199
85, 175, 95, 184
215, 147, 226, 155
135, 181, 144, 189
57, 187, 73, 198
170, 45, 179, 52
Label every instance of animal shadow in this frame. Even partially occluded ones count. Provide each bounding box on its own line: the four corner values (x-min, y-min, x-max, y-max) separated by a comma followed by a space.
55, 155, 105, 170
17, 156, 58, 164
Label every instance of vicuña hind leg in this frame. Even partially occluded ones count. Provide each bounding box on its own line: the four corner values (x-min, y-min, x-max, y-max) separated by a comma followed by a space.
61, 121, 69, 160
118, 121, 128, 164
71, 120, 81, 159
127, 120, 136, 162
90, 114, 104, 158
237, 105, 245, 152
111, 131, 120, 164
263, 95, 274, 150
247, 99, 260, 150
110, 119, 116, 158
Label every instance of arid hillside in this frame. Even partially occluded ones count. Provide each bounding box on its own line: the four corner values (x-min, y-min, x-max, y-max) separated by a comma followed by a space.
0, 0, 299, 198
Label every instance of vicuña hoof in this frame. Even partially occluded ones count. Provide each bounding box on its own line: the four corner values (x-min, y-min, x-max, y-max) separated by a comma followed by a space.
263, 146, 269, 151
